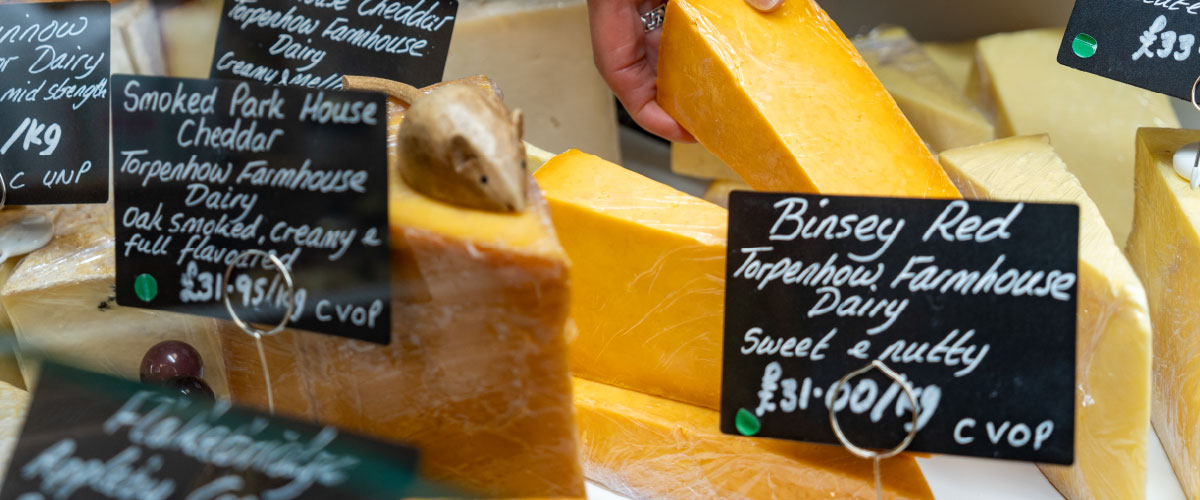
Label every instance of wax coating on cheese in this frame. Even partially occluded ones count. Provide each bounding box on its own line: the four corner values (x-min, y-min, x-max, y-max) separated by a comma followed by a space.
940, 135, 1152, 500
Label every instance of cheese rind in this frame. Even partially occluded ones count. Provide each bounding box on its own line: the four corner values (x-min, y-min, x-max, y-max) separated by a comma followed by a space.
671, 142, 744, 181
939, 135, 1152, 500
1126, 128, 1200, 500
535, 150, 727, 410
971, 28, 1179, 245
573, 377, 934, 500
657, 0, 959, 198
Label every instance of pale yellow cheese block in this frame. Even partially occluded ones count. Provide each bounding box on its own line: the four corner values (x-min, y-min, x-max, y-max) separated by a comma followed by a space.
703, 179, 752, 208
970, 28, 1179, 246
940, 135, 1152, 500
670, 142, 745, 181
856, 28, 994, 152
1126, 128, 1200, 500
922, 40, 976, 95
160, 0, 223, 78
573, 377, 934, 500
0, 380, 28, 484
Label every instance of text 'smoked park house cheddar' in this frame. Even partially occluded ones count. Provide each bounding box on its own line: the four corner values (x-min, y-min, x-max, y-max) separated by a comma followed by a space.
1127, 128, 1200, 500
939, 136, 1153, 500
573, 377, 933, 500
656, 0, 959, 198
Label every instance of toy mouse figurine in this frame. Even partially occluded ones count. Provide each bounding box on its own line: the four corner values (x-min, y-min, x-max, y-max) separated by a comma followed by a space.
343, 75, 528, 212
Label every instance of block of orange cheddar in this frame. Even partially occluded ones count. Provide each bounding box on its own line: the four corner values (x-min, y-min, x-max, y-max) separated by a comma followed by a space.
657, 0, 959, 198
536, 150, 727, 410
574, 377, 933, 500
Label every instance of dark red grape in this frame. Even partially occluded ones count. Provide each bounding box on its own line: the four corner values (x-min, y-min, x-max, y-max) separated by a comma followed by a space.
140, 340, 203, 383
167, 376, 214, 399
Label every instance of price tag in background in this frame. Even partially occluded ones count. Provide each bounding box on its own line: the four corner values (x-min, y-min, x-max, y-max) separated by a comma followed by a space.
1058, 0, 1200, 101
0, 1, 110, 205
0, 362, 420, 500
210, 0, 459, 89
111, 74, 392, 345
720, 193, 1078, 463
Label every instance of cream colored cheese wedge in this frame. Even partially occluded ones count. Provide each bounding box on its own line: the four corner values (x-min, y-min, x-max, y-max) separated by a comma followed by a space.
0, 206, 231, 397
1126, 128, 1200, 500
856, 28, 994, 152
160, 0, 223, 78
922, 40, 976, 95
0, 380, 27, 485
970, 28, 1179, 246
940, 135, 1152, 500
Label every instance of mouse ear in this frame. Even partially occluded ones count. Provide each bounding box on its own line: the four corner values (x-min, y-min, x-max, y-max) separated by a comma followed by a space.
511, 109, 524, 139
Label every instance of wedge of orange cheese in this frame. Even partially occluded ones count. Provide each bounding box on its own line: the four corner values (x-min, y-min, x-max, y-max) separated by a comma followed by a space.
536, 150, 727, 409
657, 0, 958, 198
940, 135, 1152, 500
574, 377, 933, 500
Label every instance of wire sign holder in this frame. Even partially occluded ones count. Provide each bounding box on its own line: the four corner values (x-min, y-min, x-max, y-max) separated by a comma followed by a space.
828, 360, 920, 500
222, 249, 296, 415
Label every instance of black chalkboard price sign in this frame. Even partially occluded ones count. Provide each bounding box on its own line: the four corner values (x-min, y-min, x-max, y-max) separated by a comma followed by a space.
210, 0, 459, 89
0, 363, 421, 500
1059, 0, 1200, 100
720, 192, 1079, 464
111, 74, 392, 345
0, 1, 110, 205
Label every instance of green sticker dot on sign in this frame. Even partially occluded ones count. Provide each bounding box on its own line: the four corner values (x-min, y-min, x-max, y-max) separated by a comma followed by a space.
1072, 33, 1098, 58
735, 408, 760, 436
134, 274, 157, 302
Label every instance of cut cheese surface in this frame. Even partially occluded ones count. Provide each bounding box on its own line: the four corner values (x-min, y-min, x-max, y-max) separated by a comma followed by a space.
217, 107, 585, 498
703, 179, 752, 208
855, 28, 994, 152
922, 40, 976, 95
1126, 128, 1200, 500
940, 135, 1152, 500
535, 150, 727, 409
971, 28, 1179, 245
1, 205, 232, 397
573, 377, 934, 500
671, 142, 743, 181
657, 0, 959, 198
